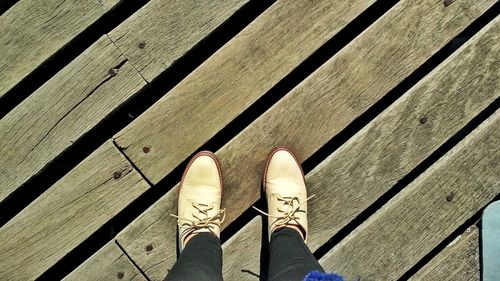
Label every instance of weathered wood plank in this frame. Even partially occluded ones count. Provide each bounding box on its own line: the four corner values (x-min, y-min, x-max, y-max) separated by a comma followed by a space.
64, 241, 147, 281
0, 0, 121, 98
410, 227, 480, 281
305, 15, 500, 252
0, 36, 146, 204
219, 0, 499, 231
222, 15, 500, 277
222, 217, 262, 281
108, 0, 250, 82
0, 141, 150, 280
114, 0, 377, 183
319, 110, 500, 280
117, 186, 179, 280
0, 0, 261, 204
115, 0, 497, 278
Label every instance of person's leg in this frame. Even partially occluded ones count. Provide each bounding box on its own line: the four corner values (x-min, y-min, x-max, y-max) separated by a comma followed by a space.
164, 151, 225, 281
257, 147, 324, 281
268, 227, 323, 281
164, 233, 223, 281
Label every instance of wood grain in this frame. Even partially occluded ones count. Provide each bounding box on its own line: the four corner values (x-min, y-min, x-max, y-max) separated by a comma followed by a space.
0, 141, 150, 280
0, 0, 120, 98
222, 216, 262, 281
215, 15, 500, 278
114, 0, 376, 183
319, 110, 500, 280
0, 36, 147, 204
409, 227, 480, 281
108, 0, 250, 82
64, 241, 147, 281
116, 186, 179, 280
114, 0, 497, 278
305, 15, 500, 252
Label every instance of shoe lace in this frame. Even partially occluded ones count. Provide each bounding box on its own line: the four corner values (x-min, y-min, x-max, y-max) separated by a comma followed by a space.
170, 203, 226, 236
252, 195, 314, 229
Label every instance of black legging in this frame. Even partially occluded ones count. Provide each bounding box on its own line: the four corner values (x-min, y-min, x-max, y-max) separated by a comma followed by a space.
164, 228, 324, 281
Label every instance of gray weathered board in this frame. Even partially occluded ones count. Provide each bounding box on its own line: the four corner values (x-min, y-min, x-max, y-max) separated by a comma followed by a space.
64, 241, 147, 281
0, 0, 122, 98
222, 217, 262, 281
0, 36, 146, 203
221, 15, 500, 279
410, 227, 480, 281
113, 1, 497, 280
108, 0, 250, 82
0, 0, 251, 204
113, 0, 377, 184
0, 141, 150, 280
319, 110, 499, 280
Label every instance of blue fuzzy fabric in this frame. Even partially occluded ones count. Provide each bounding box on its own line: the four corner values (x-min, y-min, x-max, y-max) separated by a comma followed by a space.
303, 271, 344, 281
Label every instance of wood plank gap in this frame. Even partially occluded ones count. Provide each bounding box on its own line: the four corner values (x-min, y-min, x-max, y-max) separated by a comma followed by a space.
302, 1, 500, 173
0, 141, 151, 280
319, 110, 500, 280
63, 241, 148, 281
409, 226, 480, 281
314, 97, 500, 261
113, 139, 154, 187
115, 1, 499, 279
0, 36, 148, 226
401, 215, 485, 280
0, 0, 18, 15
0, 0, 264, 226
220, 15, 500, 279
177, 0, 401, 180
0, 0, 149, 118
105, 34, 149, 85
113, 0, 382, 184
115, 240, 152, 281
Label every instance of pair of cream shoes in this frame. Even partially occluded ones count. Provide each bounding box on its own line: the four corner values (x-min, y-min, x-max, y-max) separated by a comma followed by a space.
172, 147, 312, 251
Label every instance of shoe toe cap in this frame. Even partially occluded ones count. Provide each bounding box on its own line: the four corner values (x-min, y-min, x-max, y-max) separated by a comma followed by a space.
266, 149, 305, 189
183, 153, 222, 189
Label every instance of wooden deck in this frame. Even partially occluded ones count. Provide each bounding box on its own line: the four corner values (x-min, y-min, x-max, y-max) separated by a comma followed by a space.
0, 0, 498, 280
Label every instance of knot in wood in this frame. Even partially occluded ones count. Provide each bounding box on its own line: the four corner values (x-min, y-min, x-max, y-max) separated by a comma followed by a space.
444, 0, 454, 6
446, 192, 454, 202
108, 68, 118, 77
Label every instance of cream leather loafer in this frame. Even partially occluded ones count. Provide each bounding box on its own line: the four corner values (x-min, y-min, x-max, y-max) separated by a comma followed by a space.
255, 147, 313, 241
171, 151, 225, 252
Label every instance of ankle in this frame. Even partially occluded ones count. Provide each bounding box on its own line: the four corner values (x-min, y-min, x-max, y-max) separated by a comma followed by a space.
274, 225, 305, 240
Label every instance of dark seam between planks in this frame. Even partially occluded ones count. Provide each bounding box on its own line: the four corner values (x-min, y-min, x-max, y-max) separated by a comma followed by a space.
312, 94, 499, 262
399, 194, 499, 281
0, 0, 19, 15
16, 59, 129, 167
305, 1, 500, 260
0, 0, 274, 228
112, 139, 154, 187
106, 34, 149, 84
0, 0, 149, 118
14, 2, 277, 279
115, 239, 152, 281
